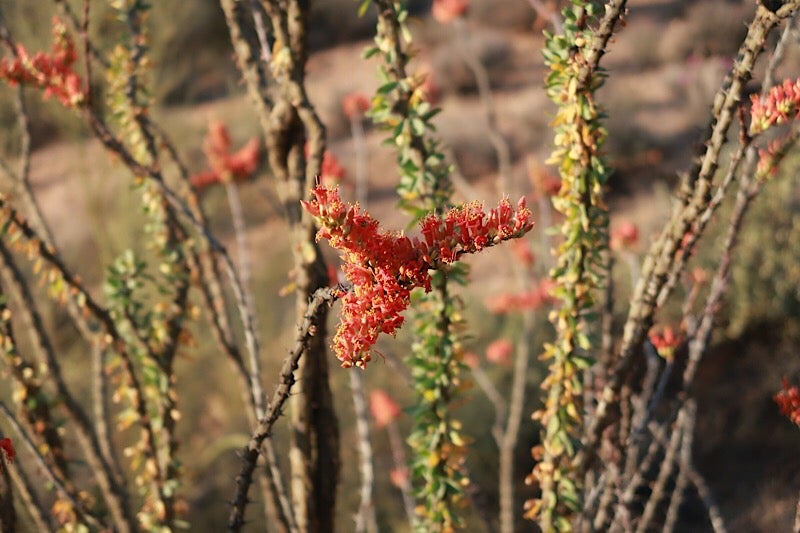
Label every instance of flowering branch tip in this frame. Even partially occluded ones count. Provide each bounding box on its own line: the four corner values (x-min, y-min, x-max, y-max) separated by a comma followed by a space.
302, 185, 533, 367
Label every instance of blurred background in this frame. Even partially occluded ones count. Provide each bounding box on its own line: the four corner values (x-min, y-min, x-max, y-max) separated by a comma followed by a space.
0, 0, 799, 530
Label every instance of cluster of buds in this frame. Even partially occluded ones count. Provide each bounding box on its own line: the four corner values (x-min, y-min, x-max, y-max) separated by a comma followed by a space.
302, 185, 533, 368
649, 326, 682, 361
485, 338, 513, 365
775, 378, 800, 427
0, 18, 86, 108
369, 389, 402, 428
342, 92, 370, 120
750, 78, 800, 134
610, 220, 640, 251
190, 121, 260, 192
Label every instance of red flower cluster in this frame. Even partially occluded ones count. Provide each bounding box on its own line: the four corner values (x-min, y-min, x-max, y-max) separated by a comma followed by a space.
342, 92, 370, 120
321, 150, 347, 187
190, 121, 260, 192
462, 350, 480, 369
369, 389, 402, 428
304, 143, 348, 188
649, 326, 682, 360
610, 220, 640, 251
390, 467, 409, 489
750, 78, 800, 134
302, 185, 533, 368
486, 338, 513, 366
0, 437, 14, 471
775, 378, 800, 427
0, 18, 85, 108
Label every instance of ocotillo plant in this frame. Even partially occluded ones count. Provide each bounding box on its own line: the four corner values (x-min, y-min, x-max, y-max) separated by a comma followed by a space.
0, 1, 798, 532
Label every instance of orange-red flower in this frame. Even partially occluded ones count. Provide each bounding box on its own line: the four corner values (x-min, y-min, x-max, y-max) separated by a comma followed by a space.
390, 467, 409, 489
610, 220, 640, 251
0, 437, 15, 471
370, 389, 402, 428
415, 66, 442, 105
649, 326, 682, 360
190, 121, 261, 192
320, 150, 347, 187
342, 92, 370, 120
461, 351, 480, 369
302, 185, 533, 368
775, 378, 800, 427
303, 142, 348, 187
486, 339, 513, 366
0, 18, 86, 108
689, 267, 709, 285
432, 0, 470, 24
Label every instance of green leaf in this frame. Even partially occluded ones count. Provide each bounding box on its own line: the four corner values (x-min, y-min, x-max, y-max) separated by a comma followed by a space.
362, 46, 380, 59
377, 80, 399, 95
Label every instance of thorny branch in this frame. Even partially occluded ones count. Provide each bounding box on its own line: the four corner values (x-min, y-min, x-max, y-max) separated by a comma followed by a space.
228, 286, 340, 532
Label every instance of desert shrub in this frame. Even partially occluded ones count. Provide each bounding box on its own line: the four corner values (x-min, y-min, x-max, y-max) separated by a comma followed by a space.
0, 2, 799, 533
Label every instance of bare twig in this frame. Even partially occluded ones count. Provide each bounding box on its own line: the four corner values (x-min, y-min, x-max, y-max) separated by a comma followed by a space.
249, 0, 273, 65
349, 372, 379, 533
663, 402, 695, 532
453, 18, 513, 196
228, 286, 340, 532
687, 466, 727, 533
527, 0, 564, 33
499, 308, 535, 533
225, 181, 267, 416
386, 419, 416, 526
471, 364, 508, 445
351, 110, 370, 206
634, 408, 686, 533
